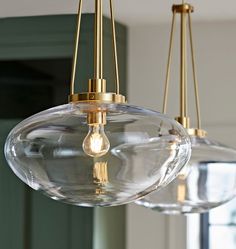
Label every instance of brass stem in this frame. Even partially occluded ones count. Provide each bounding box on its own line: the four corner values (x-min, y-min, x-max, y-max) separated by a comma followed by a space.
110, 0, 120, 95
188, 13, 202, 129
180, 11, 187, 119
94, 0, 103, 79
70, 0, 83, 95
163, 11, 176, 114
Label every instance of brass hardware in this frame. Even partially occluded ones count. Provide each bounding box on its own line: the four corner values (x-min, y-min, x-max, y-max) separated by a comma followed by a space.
88, 112, 107, 125
172, 4, 194, 13
69, 92, 126, 103
110, 0, 120, 94
89, 79, 106, 93
94, 0, 103, 79
69, 0, 126, 161
70, 0, 83, 96
177, 184, 186, 203
175, 117, 190, 129
69, 78, 125, 103
188, 12, 202, 129
163, 3, 204, 137
93, 162, 109, 185
187, 128, 207, 138
68, 0, 126, 104
180, 7, 187, 118
163, 9, 176, 114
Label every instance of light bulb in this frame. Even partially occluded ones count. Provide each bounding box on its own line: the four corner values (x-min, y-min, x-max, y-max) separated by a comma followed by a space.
83, 124, 110, 157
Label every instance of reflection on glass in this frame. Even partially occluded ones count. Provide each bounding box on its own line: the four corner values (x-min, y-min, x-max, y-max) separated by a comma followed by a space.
93, 161, 108, 185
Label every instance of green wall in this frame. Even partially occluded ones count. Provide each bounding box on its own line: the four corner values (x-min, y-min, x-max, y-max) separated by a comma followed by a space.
0, 14, 127, 249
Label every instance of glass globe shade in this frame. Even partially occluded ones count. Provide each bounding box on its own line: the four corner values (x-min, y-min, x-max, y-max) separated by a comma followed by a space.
4, 102, 191, 207
136, 135, 236, 214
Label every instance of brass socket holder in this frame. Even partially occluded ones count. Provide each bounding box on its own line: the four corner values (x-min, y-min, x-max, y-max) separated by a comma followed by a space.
172, 3, 194, 13
69, 79, 126, 104
87, 112, 107, 125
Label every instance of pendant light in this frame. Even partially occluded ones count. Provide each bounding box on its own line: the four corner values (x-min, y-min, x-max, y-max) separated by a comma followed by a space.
4, 0, 191, 207
136, 3, 236, 214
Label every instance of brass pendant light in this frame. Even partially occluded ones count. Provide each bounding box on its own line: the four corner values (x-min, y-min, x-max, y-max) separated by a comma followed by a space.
136, 2, 236, 214
4, 0, 191, 207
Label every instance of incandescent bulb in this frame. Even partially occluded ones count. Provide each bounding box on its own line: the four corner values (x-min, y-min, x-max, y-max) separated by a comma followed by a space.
83, 124, 110, 157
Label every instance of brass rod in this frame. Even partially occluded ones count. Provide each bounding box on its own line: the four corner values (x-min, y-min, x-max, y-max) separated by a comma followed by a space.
188, 13, 202, 129
184, 21, 188, 117
110, 0, 120, 94
180, 11, 187, 118
94, 0, 103, 79
163, 11, 176, 114
70, 0, 83, 95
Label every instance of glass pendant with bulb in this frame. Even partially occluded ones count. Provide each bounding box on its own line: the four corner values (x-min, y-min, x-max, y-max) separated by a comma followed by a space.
136, 3, 236, 214
4, 0, 191, 207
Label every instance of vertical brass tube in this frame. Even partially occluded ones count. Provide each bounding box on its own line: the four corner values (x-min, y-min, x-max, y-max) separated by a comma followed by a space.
94, 0, 103, 79
188, 13, 202, 129
70, 0, 83, 95
163, 11, 176, 114
180, 11, 187, 119
110, 0, 120, 95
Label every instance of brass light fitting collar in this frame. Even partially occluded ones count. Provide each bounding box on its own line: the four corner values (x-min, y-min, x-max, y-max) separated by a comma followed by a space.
187, 128, 207, 138
172, 3, 194, 13
69, 92, 126, 104
69, 79, 126, 104
175, 116, 207, 138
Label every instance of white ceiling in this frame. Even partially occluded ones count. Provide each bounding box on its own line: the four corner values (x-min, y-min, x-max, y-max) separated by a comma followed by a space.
1, 0, 236, 26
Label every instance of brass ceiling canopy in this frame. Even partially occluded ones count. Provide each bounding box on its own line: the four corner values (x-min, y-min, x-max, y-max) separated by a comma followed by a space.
162, 2, 207, 137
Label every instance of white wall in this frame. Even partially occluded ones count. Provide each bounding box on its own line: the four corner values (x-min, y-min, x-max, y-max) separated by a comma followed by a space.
127, 20, 236, 249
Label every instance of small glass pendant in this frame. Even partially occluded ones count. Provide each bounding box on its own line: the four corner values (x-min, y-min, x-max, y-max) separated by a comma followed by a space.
136, 135, 236, 214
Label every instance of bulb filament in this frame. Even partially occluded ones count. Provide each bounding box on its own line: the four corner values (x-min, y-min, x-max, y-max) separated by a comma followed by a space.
83, 124, 110, 157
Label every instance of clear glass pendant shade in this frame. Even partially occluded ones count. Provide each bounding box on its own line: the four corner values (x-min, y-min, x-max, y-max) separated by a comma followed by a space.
136, 135, 236, 214
4, 102, 191, 207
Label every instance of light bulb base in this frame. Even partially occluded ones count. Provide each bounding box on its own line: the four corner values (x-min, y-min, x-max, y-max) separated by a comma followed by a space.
87, 112, 107, 125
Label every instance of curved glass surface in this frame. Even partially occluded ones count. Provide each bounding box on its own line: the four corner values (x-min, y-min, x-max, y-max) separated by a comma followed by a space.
136, 136, 236, 214
4, 102, 191, 207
